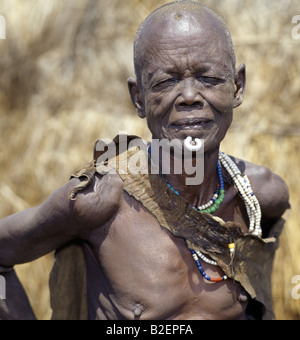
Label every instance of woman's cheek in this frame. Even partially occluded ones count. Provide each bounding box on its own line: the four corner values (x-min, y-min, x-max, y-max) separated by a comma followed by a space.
145, 91, 170, 119
206, 88, 234, 113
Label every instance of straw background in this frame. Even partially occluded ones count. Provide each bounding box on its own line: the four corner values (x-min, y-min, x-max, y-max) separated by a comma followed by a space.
0, 0, 299, 320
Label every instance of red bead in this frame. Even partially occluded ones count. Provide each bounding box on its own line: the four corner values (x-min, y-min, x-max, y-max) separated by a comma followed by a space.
210, 277, 223, 282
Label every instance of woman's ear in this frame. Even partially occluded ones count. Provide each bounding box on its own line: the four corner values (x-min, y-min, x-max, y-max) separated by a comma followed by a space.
127, 77, 146, 118
233, 64, 246, 108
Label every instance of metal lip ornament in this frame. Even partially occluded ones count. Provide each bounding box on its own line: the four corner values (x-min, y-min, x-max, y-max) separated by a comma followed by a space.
184, 136, 203, 152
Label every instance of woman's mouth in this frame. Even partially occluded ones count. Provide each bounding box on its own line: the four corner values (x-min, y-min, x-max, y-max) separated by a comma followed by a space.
169, 118, 213, 130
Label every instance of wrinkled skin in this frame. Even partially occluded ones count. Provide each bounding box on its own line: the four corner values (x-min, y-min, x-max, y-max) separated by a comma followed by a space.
0, 3, 290, 320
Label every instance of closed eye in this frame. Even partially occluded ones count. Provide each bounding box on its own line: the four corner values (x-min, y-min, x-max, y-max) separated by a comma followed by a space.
152, 78, 179, 90
198, 76, 225, 86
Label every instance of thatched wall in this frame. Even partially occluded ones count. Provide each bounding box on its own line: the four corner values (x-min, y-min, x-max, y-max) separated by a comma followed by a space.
0, 0, 299, 320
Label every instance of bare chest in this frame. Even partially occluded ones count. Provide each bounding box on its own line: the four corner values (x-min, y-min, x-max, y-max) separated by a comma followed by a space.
85, 194, 249, 320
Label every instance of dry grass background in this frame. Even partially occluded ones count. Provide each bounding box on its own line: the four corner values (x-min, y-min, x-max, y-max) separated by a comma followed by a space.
0, 0, 299, 320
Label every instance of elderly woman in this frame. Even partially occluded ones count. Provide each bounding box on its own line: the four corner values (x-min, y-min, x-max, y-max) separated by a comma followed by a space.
0, 1, 289, 320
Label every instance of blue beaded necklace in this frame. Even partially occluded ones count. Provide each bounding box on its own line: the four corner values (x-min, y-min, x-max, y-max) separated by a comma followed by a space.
167, 161, 225, 213
166, 160, 228, 282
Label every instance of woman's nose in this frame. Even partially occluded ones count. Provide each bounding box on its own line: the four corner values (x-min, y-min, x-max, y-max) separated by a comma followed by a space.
175, 79, 204, 108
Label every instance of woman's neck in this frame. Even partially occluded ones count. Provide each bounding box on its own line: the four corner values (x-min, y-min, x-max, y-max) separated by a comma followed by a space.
162, 146, 221, 208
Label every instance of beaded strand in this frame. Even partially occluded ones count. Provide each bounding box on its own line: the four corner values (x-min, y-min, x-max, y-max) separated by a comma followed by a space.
195, 249, 218, 266
189, 248, 228, 282
198, 162, 225, 213
167, 163, 224, 271
167, 161, 225, 214
218, 152, 262, 237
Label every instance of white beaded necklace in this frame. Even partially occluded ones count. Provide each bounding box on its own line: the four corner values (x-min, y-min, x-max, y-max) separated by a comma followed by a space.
182, 138, 262, 236
218, 151, 262, 237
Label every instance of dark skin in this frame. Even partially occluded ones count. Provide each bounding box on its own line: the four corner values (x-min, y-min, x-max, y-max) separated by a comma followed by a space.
0, 6, 290, 320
